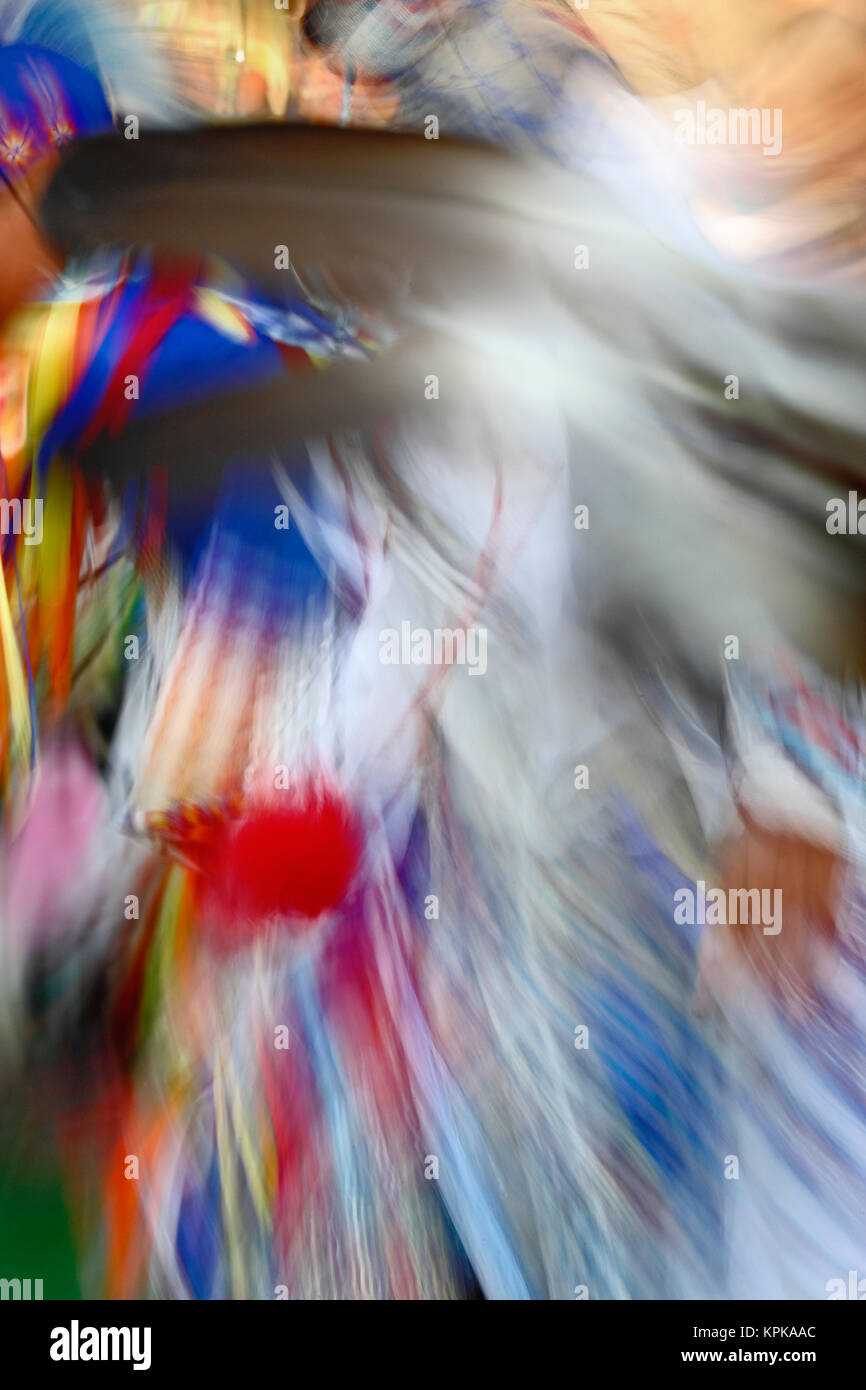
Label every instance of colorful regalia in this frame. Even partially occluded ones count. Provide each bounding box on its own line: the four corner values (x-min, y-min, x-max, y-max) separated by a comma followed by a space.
2, 0, 866, 1303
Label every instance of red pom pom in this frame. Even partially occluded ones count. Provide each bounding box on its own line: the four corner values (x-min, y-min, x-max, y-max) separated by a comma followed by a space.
192, 787, 361, 936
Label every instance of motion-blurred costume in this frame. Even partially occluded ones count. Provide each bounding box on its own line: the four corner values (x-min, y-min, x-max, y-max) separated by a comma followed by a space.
1, 0, 866, 1301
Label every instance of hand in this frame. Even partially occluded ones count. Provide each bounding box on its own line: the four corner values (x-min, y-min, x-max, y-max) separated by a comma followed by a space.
696, 816, 844, 1019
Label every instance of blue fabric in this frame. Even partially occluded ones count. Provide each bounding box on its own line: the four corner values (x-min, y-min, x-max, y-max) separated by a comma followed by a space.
0, 44, 111, 181
128, 314, 284, 423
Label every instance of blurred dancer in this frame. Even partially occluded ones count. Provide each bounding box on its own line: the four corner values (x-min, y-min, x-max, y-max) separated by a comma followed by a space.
0, 1, 481, 1300
1, 0, 865, 1302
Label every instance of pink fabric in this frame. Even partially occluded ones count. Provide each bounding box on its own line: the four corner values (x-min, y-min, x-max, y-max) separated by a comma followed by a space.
4, 741, 106, 944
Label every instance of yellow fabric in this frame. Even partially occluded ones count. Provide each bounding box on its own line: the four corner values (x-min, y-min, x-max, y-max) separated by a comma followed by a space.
0, 296, 82, 792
